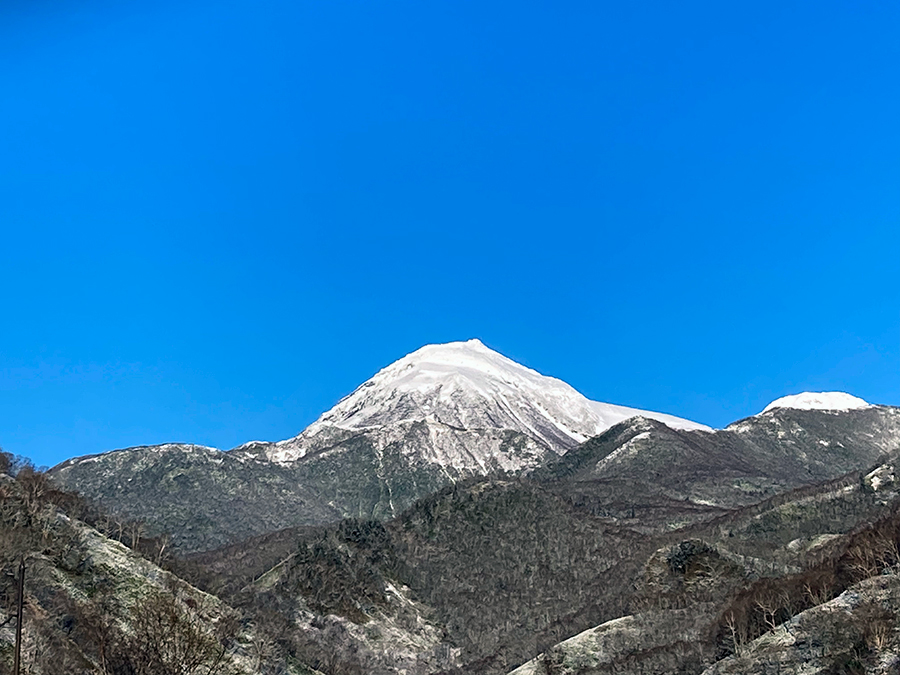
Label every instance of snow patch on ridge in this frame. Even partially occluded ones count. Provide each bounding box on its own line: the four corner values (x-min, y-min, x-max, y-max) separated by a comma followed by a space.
762, 392, 870, 414
587, 400, 709, 432
59, 443, 222, 468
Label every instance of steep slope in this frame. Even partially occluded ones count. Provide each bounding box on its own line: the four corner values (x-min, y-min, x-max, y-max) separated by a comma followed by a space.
0, 469, 319, 675
508, 607, 714, 675
701, 574, 900, 675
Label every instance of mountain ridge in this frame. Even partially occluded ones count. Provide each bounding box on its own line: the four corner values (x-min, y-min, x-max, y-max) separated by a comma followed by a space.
47, 341, 896, 554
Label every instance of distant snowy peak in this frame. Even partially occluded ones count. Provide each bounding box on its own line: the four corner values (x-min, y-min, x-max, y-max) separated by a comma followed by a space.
762, 392, 871, 414
269, 339, 709, 463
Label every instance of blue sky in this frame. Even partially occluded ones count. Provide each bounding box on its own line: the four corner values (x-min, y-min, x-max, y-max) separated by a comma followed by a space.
1, 1, 898, 467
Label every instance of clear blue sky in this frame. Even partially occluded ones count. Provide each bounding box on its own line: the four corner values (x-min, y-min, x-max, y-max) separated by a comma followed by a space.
2, 1, 898, 467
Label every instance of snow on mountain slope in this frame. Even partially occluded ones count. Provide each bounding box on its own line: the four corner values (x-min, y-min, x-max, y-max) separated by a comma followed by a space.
761, 392, 871, 414
587, 400, 709, 432
265, 339, 709, 463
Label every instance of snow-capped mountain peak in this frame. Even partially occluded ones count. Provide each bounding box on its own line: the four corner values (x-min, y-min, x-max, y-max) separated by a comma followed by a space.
267, 339, 709, 463
308, 338, 595, 433
761, 391, 871, 414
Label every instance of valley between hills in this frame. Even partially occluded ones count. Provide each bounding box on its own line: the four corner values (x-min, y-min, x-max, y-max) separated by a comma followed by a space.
3, 340, 900, 674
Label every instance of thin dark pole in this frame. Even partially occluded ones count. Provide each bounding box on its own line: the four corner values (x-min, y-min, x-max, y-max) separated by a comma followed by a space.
13, 557, 24, 675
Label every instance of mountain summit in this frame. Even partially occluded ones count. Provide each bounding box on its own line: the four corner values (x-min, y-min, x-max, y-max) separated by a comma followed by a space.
264, 338, 709, 463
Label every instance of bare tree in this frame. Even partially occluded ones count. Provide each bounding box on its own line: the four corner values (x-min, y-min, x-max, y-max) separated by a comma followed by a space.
723, 611, 748, 656
128, 521, 145, 551
110, 583, 239, 675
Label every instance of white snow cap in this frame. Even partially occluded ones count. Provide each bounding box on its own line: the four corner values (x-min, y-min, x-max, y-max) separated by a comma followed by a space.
762, 391, 871, 414
305, 338, 710, 438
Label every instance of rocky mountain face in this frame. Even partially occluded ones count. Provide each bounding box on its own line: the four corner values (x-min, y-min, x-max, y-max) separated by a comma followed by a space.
49, 339, 708, 551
